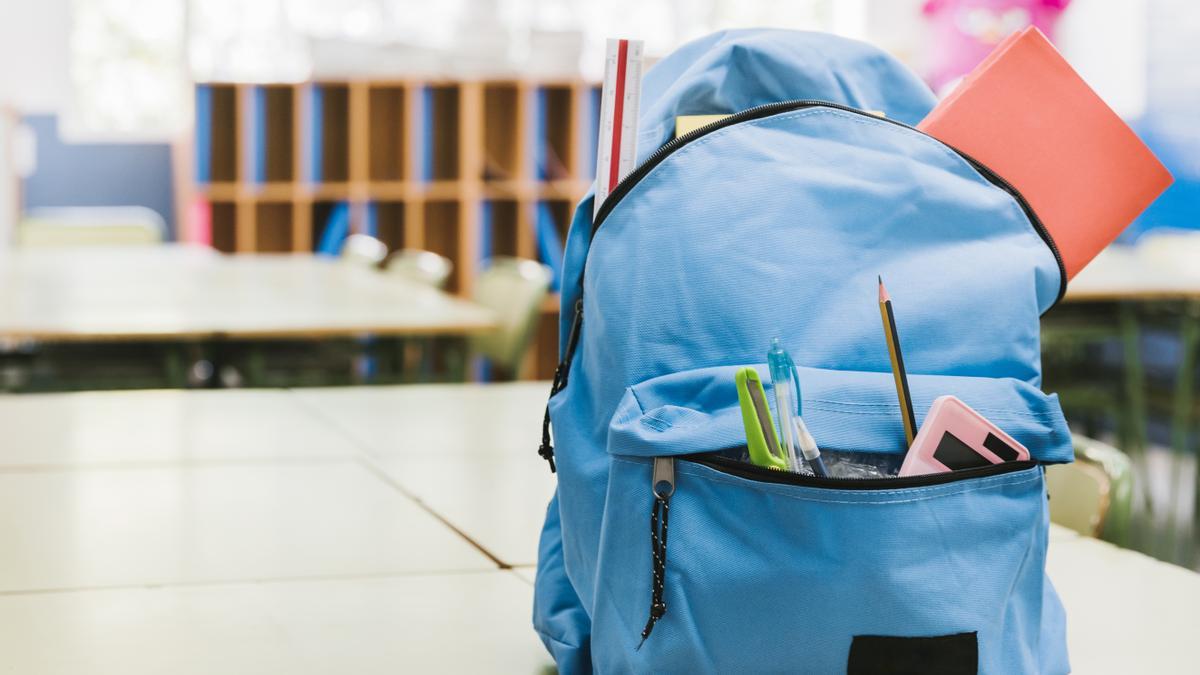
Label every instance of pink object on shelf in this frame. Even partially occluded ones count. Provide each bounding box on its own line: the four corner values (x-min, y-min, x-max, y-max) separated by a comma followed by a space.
922, 0, 1070, 92
188, 198, 212, 246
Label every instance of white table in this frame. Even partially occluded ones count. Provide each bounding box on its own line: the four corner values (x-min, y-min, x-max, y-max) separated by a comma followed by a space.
1067, 237, 1200, 303
0, 383, 1194, 673
0, 245, 496, 341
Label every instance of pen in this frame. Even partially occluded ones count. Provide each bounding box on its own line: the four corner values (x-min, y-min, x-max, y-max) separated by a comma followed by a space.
766, 338, 802, 472
766, 339, 828, 477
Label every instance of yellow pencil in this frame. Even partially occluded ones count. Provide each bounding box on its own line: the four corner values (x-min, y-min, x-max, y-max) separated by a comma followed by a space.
878, 276, 917, 446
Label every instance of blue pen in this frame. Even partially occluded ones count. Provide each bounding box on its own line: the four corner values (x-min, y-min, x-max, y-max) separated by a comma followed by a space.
767, 338, 828, 477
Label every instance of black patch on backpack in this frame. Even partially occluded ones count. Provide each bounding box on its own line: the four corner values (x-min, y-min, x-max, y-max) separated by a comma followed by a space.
848, 631, 978, 674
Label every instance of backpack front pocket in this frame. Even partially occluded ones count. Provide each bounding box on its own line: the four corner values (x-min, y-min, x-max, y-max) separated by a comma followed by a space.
589, 365, 1070, 674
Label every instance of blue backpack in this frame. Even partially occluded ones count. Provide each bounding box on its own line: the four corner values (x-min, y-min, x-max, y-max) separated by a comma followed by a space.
534, 29, 1073, 674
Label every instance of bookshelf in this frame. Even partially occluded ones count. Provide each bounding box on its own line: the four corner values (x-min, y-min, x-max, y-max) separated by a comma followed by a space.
193, 79, 601, 379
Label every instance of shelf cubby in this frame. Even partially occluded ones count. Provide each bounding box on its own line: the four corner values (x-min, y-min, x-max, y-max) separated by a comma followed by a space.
310, 200, 345, 253
583, 83, 602, 180
368, 85, 407, 182
196, 84, 239, 183
482, 83, 522, 181
534, 85, 575, 180
254, 85, 296, 183
374, 201, 407, 253
480, 199, 520, 260
254, 201, 295, 252
423, 85, 461, 181
423, 200, 461, 291
310, 83, 351, 183
210, 201, 238, 253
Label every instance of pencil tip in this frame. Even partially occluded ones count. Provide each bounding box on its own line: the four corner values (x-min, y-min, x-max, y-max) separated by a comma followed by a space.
878, 276, 889, 303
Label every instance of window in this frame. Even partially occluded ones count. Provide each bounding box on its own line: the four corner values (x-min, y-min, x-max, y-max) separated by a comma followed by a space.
67, 0, 188, 140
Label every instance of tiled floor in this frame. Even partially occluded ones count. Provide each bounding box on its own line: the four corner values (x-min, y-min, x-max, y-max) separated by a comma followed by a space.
0, 385, 555, 674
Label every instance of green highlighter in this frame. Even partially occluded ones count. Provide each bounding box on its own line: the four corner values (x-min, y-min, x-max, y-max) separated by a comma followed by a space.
735, 367, 789, 471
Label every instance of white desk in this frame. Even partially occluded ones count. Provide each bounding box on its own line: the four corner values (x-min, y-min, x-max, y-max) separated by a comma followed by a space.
0, 245, 496, 341
0, 383, 1194, 673
1067, 240, 1200, 303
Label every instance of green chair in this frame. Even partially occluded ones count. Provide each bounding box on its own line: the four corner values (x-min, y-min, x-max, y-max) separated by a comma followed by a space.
1047, 434, 1133, 544
470, 257, 553, 378
384, 249, 453, 289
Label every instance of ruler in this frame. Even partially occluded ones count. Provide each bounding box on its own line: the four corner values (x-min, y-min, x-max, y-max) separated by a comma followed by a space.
594, 38, 644, 218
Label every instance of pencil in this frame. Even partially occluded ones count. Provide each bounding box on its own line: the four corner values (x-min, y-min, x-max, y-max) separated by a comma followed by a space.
878, 276, 917, 446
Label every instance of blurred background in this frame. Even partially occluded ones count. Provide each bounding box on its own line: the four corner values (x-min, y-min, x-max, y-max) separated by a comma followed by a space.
0, 1, 1197, 665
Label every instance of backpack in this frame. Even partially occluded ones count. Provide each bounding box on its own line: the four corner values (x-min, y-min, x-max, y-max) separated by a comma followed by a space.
533, 29, 1073, 674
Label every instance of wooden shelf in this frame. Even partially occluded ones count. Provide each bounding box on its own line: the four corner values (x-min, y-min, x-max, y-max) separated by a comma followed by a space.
247, 182, 295, 200
197, 182, 239, 200
192, 77, 601, 379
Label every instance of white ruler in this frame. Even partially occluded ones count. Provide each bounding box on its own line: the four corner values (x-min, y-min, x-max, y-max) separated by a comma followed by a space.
594, 38, 644, 218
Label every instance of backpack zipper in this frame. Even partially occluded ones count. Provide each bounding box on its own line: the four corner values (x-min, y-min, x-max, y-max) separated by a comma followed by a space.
589, 99, 1067, 306
689, 452, 1037, 489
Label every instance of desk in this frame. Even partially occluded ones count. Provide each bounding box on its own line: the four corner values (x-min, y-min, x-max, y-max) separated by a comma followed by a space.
0, 245, 496, 341
0, 383, 1194, 673
1067, 245, 1200, 302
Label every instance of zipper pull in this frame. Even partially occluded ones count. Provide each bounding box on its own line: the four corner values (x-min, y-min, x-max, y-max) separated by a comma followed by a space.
639, 457, 674, 649
652, 456, 675, 499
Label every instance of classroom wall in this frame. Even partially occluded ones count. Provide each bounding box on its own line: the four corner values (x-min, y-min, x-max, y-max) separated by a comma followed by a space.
20, 115, 176, 236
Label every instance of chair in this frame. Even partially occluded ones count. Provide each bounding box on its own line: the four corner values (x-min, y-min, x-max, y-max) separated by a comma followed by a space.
339, 233, 388, 268
470, 257, 553, 376
1047, 434, 1133, 542
17, 206, 165, 247
384, 249, 453, 289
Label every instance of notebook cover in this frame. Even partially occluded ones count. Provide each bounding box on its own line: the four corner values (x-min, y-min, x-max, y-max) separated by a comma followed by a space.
918, 27, 1172, 280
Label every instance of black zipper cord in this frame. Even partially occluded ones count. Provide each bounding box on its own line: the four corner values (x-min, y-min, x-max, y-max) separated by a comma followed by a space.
538, 298, 584, 473
637, 490, 671, 649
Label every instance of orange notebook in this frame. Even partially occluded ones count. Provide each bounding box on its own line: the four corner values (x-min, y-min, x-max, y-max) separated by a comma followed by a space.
918, 27, 1172, 280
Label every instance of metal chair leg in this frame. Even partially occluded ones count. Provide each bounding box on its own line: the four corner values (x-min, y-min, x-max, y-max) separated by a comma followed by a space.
1118, 303, 1152, 552
1165, 306, 1200, 562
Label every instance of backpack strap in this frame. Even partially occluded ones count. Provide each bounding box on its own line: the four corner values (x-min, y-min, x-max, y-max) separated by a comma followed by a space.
539, 297, 584, 472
